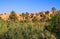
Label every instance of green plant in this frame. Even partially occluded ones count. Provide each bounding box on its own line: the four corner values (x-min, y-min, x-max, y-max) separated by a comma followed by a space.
9, 11, 18, 22
46, 13, 60, 39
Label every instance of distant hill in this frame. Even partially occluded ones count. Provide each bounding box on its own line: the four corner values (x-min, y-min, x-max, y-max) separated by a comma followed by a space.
0, 11, 57, 21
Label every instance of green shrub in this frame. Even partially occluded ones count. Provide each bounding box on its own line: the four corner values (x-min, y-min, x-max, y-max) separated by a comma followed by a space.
46, 13, 60, 39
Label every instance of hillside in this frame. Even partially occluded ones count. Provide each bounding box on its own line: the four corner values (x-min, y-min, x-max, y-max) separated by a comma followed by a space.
0, 11, 54, 21
0, 10, 60, 39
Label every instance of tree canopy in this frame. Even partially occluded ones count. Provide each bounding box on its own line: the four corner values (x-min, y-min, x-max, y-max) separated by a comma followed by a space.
9, 11, 18, 21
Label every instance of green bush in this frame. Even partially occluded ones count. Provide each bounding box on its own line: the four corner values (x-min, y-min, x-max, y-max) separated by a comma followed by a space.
9, 11, 18, 22
46, 13, 60, 39
0, 20, 57, 39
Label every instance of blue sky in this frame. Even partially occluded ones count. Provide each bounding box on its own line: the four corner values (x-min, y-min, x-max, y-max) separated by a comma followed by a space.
0, 0, 60, 13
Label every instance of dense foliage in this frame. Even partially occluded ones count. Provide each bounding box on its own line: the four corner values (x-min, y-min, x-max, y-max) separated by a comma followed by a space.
0, 10, 60, 39
9, 11, 18, 21
46, 12, 60, 39
0, 20, 56, 39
